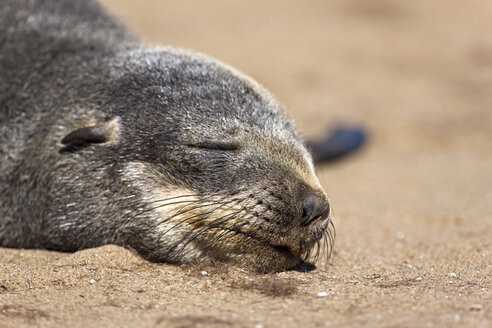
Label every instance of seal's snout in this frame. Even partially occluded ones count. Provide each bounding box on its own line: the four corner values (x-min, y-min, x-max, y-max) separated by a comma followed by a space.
300, 192, 330, 227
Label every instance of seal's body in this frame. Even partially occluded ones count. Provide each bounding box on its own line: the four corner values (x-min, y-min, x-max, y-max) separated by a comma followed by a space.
0, 0, 333, 272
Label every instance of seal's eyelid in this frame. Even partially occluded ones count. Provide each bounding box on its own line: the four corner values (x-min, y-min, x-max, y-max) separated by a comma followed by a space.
185, 141, 240, 151
61, 126, 109, 145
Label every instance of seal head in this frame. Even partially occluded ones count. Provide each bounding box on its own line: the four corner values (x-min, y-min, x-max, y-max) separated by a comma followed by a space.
94, 48, 333, 272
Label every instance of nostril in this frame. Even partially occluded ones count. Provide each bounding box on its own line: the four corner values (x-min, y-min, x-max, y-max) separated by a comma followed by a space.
300, 193, 330, 227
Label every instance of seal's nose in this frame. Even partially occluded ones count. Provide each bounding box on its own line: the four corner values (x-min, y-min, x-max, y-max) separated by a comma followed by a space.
300, 192, 330, 226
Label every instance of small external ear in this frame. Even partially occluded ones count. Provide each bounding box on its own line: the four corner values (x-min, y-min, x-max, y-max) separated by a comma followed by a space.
61, 126, 109, 145
61, 117, 120, 146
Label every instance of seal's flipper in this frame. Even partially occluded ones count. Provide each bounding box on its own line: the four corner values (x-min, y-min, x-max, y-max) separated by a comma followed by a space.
306, 126, 367, 164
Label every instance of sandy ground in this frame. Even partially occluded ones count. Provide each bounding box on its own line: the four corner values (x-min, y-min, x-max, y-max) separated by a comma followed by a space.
1, 0, 491, 327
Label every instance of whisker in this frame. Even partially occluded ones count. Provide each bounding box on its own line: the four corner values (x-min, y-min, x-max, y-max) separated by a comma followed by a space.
153, 195, 247, 231
141, 199, 217, 233
314, 239, 321, 263
179, 208, 247, 252
233, 207, 271, 244
160, 200, 228, 223
156, 200, 240, 240
182, 205, 265, 259
326, 219, 336, 261
142, 193, 205, 206
141, 186, 249, 207
148, 197, 219, 215
209, 220, 251, 245
129, 198, 217, 230
322, 231, 329, 270
239, 225, 263, 243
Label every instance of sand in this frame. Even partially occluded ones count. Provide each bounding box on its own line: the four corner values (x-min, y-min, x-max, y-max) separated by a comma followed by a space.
1, 0, 491, 327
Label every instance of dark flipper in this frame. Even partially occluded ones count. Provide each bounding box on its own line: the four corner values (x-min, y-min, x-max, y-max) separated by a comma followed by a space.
306, 125, 368, 164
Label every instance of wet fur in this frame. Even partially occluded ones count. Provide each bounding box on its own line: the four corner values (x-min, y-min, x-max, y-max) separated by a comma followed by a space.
0, 0, 334, 272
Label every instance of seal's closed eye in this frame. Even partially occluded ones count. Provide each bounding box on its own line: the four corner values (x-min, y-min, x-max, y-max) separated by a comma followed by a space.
185, 141, 240, 151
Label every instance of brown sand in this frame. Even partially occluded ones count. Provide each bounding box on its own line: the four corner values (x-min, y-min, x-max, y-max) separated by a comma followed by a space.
1, 0, 491, 327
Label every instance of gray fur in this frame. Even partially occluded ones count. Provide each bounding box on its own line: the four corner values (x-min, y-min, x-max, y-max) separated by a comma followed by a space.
0, 0, 332, 272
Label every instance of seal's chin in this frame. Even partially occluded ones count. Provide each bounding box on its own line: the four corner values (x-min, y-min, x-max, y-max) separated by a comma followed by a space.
253, 240, 320, 272
248, 225, 327, 272
200, 233, 315, 272
239, 245, 303, 273
272, 245, 298, 259
270, 245, 306, 269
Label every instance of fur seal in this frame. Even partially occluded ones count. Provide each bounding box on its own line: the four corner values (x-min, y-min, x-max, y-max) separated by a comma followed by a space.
0, 0, 341, 272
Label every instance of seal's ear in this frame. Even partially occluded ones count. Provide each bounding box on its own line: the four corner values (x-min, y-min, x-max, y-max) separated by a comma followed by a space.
61, 126, 109, 145
61, 117, 120, 146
